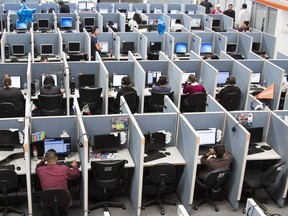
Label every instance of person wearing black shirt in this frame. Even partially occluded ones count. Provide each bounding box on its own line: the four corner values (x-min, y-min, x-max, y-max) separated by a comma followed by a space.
59, 1, 70, 13
103, 20, 118, 32
200, 0, 213, 14
91, 26, 103, 60
217, 76, 241, 101
40, 75, 62, 95
223, 4, 235, 22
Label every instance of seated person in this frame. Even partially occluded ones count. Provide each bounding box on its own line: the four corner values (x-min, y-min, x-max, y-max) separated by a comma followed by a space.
40, 56, 49, 62
151, 75, 171, 94
128, 13, 142, 30
238, 22, 249, 32
109, 76, 137, 112
40, 75, 62, 95
103, 20, 118, 32
0, 74, 25, 117
217, 76, 241, 101
170, 19, 183, 32
183, 74, 206, 103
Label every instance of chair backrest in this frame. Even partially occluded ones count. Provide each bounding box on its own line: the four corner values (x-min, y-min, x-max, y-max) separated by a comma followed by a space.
203, 168, 230, 191
149, 163, 176, 186
150, 91, 174, 112
79, 87, 102, 109
261, 160, 285, 186
91, 160, 125, 188
0, 102, 17, 118
0, 169, 18, 192
186, 92, 207, 112
40, 188, 71, 215
219, 92, 240, 111
38, 94, 63, 115
122, 91, 139, 113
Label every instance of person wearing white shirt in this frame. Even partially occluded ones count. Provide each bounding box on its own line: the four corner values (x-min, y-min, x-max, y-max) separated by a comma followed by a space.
128, 13, 142, 30
238, 3, 251, 26
170, 19, 183, 32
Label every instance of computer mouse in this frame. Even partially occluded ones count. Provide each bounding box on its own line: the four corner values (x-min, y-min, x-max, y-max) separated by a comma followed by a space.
164, 152, 171, 156
16, 166, 21, 171
260, 145, 272, 151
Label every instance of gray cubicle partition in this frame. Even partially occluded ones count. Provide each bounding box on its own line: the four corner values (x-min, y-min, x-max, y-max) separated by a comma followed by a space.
78, 12, 98, 31
39, 3, 58, 13
208, 14, 229, 32
200, 60, 217, 98
163, 32, 174, 59
149, 4, 165, 14
246, 95, 269, 111
261, 32, 276, 59
169, 32, 191, 56
187, 14, 204, 31
166, 13, 188, 31
4, 32, 32, 58
133, 59, 146, 113
114, 3, 130, 13
214, 32, 227, 56
0, 63, 28, 88
142, 32, 165, 54
33, 13, 55, 32
276, 52, 288, 59
34, 32, 61, 58
202, 16, 213, 30
238, 33, 253, 59
220, 32, 239, 53
102, 13, 122, 32
117, 32, 140, 55
206, 95, 227, 112
167, 3, 184, 13
190, 33, 201, 55
163, 95, 180, 113
132, 3, 148, 13
246, 50, 263, 60
96, 3, 114, 13
138, 33, 148, 60
61, 31, 89, 56
184, 4, 197, 14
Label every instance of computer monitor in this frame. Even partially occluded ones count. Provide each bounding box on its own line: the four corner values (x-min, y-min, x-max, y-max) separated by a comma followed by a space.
78, 2, 86, 10
83, 17, 95, 27
79, 74, 95, 87
12, 44, 25, 56
150, 42, 162, 52
68, 42, 81, 53
196, 129, 216, 146
175, 43, 187, 54
182, 72, 195, 85
44, 137, 71, 159
146, 71, 162, 87
93, 133, 121, 152
191, 17, 201, 29
112, 74, 128, 88
0, 130, 21, 149
99, 8, 108, 13
144, 132, 166, 153
42, 74, 58, 86
252, 42, 261, 52
212, 19, 221, 28
122, 42, 135, 54
61, 17, 73, 28
37, 19, 49, 31
251, 72, 261, 84
10, 76, 21, 88
226, 43, 237, 53
87, 3, 95, 10
16, 20, 27, 30
40, 44, 54, 55
127, 11, 135, 20
101, 41, 109, 53
247, 127, 264, 144
217, 71, 230, 86
201, 42, 213, 53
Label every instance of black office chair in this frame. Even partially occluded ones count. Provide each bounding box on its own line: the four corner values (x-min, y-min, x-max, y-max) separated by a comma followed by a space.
89, 160, 126, 213
243, 160, 285, 214
219, 92, 240, 111
122, 91, 139, 114
40, 188, 71, 216
0, 169, 25, 216
38, 94, 63, 116
184, 92, 207, 112
194, 168, 230, 212
142, 163, 177, 215
79, 87, 102, 115
0, 102, 18, 118
149, 91, 174, 112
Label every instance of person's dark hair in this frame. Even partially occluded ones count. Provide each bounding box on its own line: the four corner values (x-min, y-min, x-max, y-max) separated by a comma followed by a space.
228, 4, 233, 7
108, 20, 114, 26
48, 7, 55, 13
3, 76, 11, 88
188, 74, 196, 83
242, 3, 247, 9
45, 149, 58, 163
91, 26, 99, 34
227, 76, 236, 85
158, 75, 168, 85
175, 19, 181, 24
40, 56, 48, 62
214, 144, 225, 158
133, 13, 142, 24
43, 75, 55, 88
58, 1, 64, 6
121, 76, 131, 86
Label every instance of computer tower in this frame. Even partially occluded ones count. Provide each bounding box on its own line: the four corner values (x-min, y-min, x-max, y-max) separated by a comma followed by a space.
4, 44, 10, 59
31, 79, 40, 96
70, 78, 75, 94
33, 23, 37, 31
9, 22, 14, 32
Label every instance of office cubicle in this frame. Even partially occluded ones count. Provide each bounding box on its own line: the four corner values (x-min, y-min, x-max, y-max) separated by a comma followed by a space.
166, 13, 190, 32
169, 32, 191, 58
131, 3, 148, 13
208, 14, 233, 32
0, 63, 28, 88
56, 13, 78, 32
78, 12, 99, 33
33, 13, 55, 32
102, 13, 123, 32
142, 32, 165, 59
193, 31, 215, 55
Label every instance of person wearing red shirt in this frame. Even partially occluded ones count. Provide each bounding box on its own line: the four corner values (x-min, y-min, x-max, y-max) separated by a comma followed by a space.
211, 4, 222, 14
183, 74, 206, 104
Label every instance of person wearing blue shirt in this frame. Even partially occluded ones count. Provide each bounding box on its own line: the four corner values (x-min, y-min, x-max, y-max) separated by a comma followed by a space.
151, 75, 171, 94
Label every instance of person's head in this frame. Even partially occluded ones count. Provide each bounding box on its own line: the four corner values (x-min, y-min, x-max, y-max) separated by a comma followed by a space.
58, 1, 64, 6
226, 76, 236, 85
188, 74, 196, 83
45, 149, 58, 164
121, 76, 131, 86
158, 75, 168, 86
108, 20, 114, 27
214, 144, 226, 158
48, 7, 55, 13
153, 19, 158, 25
216, 4, 221, 11
175, 19, 181, 24
242, 3, 247, 9
40, 56, 48, 62
228, 4, 233, 11
43, 75, 55, 88
133, 13, 142, 24
3, 75, 11, 88
91, 26, 99, 35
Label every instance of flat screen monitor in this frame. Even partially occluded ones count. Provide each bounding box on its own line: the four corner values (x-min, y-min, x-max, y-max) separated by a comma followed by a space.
182, 72, 195, 84
217, 71, 230, 86
247, 127, 263, 144
44, 137, 71, 158
127, 11, 135, 20
99, 8, 108, 13
101, 41, 109, 53
0, 130, 21, 149
16, 20, 27, 30
175, 43, 187, 54
87, 3, 95, 10
79, 74, 95, 87
251, 72, 261, 84
201, 42, 213, 53
83, 17, 95, 27
12, 44, 25, 56
196, 129, 216, 146
191, 17, 201, 29
68, 42, 81, 53
154, 8, 162, 13
144, 132, 166, 153
226, 43, 237, 53
61, 17, 73, 28
252, 42, 261, 52
42, 74, 57, 86
112, 74, 128, 88
212, 19, 221, 28
78, 2, 86, 10
122, 42, 134, 54
37, 19, 49, 30
150, 42, 162, 52
93, 133, 121, 152
146, 71, 162, 87
10, 76, 21, 88
40, 44, 54, 55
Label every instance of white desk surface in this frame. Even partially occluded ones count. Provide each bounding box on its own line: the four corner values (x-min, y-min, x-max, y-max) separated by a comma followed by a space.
144, 146, 186, 167
2, 157, 26, 175
246, 142, 281, 161
0, 147, 23, 162
89, 148, 135, 168
119, 53, 142, 60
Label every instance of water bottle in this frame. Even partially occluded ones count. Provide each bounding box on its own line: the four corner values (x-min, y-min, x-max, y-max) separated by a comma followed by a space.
33, 146, 38, 161
263, 77, 267, 88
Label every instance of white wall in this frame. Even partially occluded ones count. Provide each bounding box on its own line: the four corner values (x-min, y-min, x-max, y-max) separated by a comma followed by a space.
274, 9, 288, 55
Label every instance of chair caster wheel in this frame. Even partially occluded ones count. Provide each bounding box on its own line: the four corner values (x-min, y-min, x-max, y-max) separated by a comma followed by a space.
215, 208, 219, 212
122, 206, 126, 210
194, 206, 198, 210
161, 209, 165, 215
141, 207, 145, 210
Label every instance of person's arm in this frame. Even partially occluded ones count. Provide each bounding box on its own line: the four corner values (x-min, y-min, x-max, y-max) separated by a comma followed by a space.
36, 155, 46, 171
200, 148, 215, 166
95, 42, 103, 52
67, 160, 80, 179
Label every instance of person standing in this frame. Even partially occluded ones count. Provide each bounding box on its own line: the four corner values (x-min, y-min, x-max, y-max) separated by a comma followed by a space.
223, 4, 235, 22
200, 0, 213, 14
59, 1, 70, 13
91, 26, 103, 60
239, 3, 251, 27
211, 4, 222, 14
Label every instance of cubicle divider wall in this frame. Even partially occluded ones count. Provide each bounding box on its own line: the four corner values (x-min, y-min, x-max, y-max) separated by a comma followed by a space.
116, 32, 141, 59
202, 16, 213, 30
185, 4, 197, 14
187, 14, 204, 32
169, 32, 191, 57
163, 95, 180, 113
138, 32, 148, 60
78, 12, 98, 33
0, 63, 28, 89
96, 3, 114, 14
238, 33, 253, 59
214, 33, 227, 56
220, 32, 239, 53
276, 52, 288, 59
149, 4, 165, 14
200, 60, 218, 98
142, 32, 165, 58
102, 13, 122, 32
163, 32, 174, 60
132, 3, 148, 13
190, 33, 202, 55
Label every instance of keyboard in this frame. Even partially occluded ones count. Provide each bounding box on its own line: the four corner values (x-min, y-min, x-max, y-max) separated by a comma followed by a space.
57, 161, 81, 168
248, 147, 265, 155
0, 164, 15, 170
0, 146, 15, 151
100, 53, 110, 57
144, 152, 166, 163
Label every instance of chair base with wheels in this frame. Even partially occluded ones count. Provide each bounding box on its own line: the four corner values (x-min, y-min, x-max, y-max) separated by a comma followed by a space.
142, 195, 176, 215
193, 195, 219, 212
0, 206, 25, 216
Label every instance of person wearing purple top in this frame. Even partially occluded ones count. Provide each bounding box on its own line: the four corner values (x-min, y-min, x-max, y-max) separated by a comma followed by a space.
183, 74, 206, 103
151, 75, 171, 94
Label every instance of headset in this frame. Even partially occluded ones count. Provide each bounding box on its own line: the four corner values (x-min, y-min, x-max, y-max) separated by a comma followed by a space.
158, 75, 168, 85
226, 76, 236, 85
78, 133, 91, 148
121, 76, 130, 86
